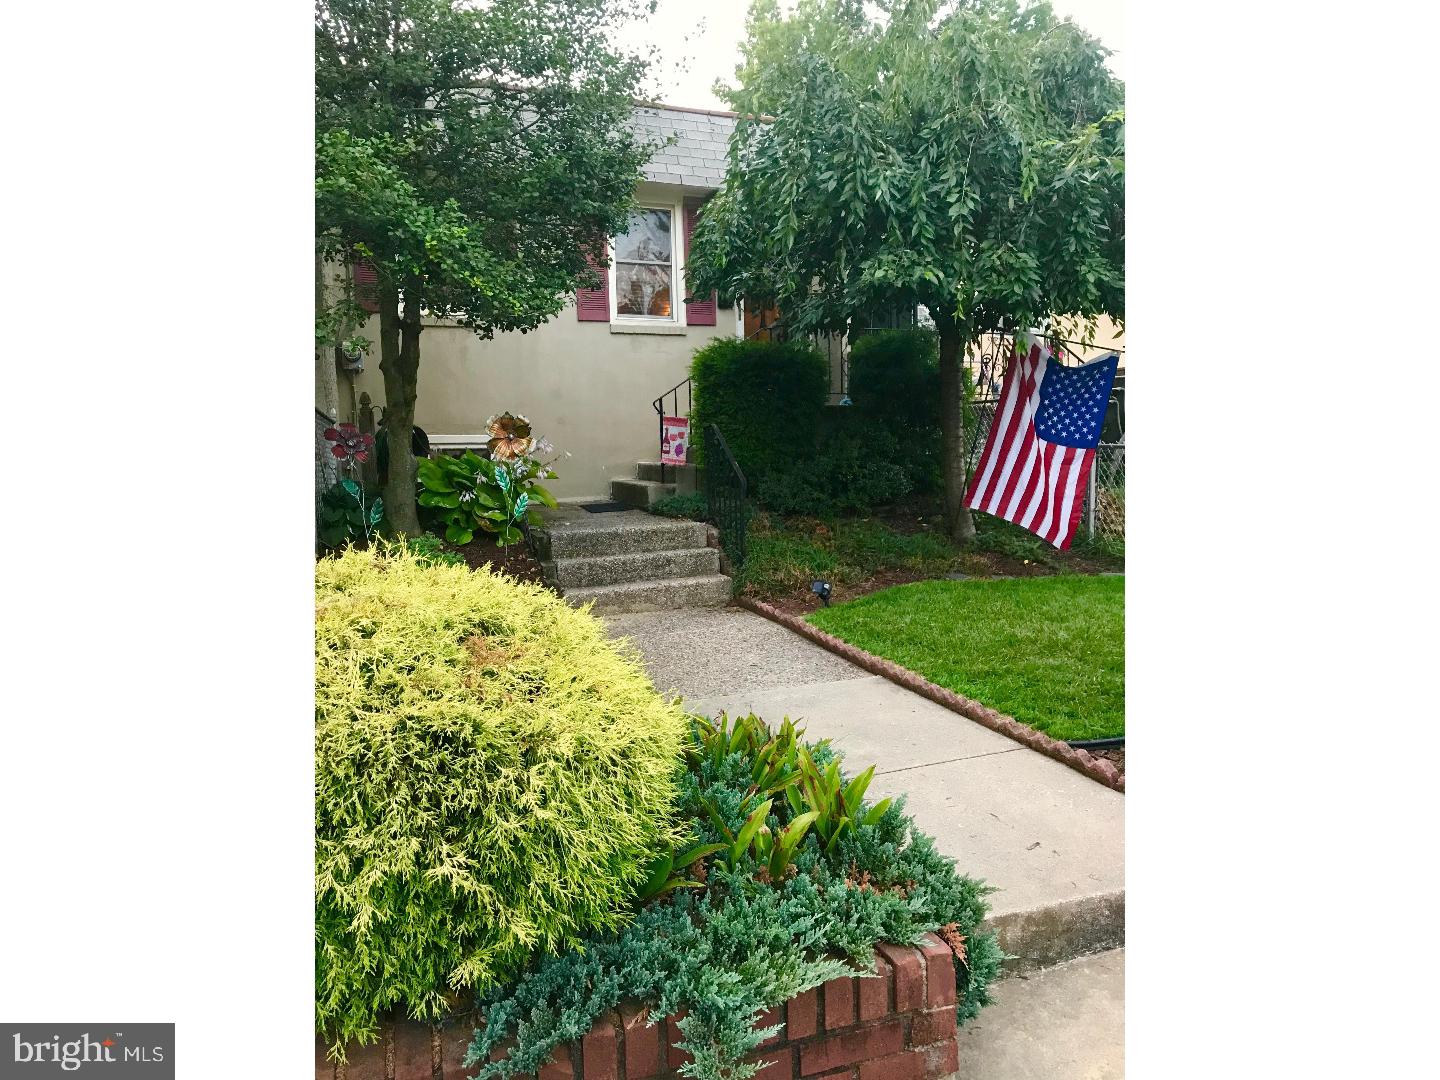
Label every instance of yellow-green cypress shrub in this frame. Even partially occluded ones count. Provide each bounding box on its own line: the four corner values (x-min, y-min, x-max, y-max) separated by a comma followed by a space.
315, 546, 688, 1051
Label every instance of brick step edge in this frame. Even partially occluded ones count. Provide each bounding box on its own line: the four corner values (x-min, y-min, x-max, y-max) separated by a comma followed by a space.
319, 934, 964, 1080
735, 597, 1124, 793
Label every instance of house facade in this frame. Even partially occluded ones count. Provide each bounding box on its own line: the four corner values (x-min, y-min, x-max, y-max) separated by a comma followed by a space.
317, 100, 1124, 502
333, 103, 743, 501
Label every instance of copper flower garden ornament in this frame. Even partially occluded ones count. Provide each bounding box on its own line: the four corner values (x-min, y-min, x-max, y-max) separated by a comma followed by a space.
485, 413, 535, 461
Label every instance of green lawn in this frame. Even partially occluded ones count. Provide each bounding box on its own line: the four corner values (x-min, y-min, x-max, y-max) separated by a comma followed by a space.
807, 575, 1124, 741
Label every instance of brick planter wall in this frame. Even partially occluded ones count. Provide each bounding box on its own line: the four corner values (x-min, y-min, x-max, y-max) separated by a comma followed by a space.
319, 934, 962, 1080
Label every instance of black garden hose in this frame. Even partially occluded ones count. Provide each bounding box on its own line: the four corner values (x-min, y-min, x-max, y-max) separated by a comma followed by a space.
1066, 737, 1125, 750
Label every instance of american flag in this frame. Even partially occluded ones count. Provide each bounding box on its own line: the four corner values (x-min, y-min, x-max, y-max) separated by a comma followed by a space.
964, 333, 1120, 549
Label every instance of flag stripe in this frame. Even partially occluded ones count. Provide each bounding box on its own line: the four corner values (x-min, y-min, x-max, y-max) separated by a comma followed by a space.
966, 344, 1026, 506
985, 353, 1044, 515
1047, 446, 1081, 545
979, 346, 1042, 512
1055, 450, 1096, 550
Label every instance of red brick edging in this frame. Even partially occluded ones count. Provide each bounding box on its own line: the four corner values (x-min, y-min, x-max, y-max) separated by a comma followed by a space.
736, 597, 1124, 793
319, 936, 963, 1080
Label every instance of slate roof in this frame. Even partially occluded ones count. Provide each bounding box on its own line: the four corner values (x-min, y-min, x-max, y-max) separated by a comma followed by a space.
631, 103, 737, 189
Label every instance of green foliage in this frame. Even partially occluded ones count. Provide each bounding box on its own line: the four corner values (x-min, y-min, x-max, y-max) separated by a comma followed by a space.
756, 412, 913, 516
317, 478, 385, 549
971, 512, 1064, 566
650, 492, 710, 521
467, 711, 1000, 1079
809, 575, 1126, 741
689, 0, 1124, 338
689, 338, 829, 477
741, 517, 960, 598
416, 452, 558, 547
315, 545, 690, 1052
788, 747, 892, 855
847, 329, 942, 491
402, 532, 466, 567
315, 0, 657, 337
848, 329, 940, 429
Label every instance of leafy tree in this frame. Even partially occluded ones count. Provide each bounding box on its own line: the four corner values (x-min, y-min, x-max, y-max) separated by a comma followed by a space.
316, 0, 657, 534
688, 0, 1124, 542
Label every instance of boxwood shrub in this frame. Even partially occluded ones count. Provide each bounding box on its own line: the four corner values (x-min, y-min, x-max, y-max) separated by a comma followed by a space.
689, 338, 829, 478
315, 546, 689, 1052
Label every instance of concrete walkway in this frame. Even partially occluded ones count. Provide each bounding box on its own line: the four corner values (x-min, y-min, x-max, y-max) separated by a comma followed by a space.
604, 607, 1125, 966
957, 949, 1124, 1080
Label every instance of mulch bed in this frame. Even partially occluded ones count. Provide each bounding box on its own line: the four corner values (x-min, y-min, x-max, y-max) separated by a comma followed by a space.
756, 556, 1118, 618
751, 498, 1122, 615
447, 536, 549, 588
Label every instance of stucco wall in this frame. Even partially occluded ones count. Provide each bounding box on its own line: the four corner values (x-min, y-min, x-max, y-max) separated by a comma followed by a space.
351, 301, 735, 500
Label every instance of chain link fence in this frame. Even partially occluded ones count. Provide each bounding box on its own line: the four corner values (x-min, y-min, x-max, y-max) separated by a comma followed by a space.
1085, 442, 1125, 543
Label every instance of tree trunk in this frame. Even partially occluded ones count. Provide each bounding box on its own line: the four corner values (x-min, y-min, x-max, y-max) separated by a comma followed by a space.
379, 288, 423, 536
314, 252, 341, 421
936, 313, 976, 545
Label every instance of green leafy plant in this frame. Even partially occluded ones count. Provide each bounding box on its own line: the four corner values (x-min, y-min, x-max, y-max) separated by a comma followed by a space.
788, 747, 892, 854
847, 329, 942, 492
401, 533, 465, 568
318, 478, 385, 549
416, 451, 558, 546
637, 841, 727, 903
649, 491, 709, 521
315, 545, 690, 1054
466, 709, 1002, 1079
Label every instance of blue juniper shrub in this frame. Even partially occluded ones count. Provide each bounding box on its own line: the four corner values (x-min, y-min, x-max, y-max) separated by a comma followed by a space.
467, 713, 1001, 1080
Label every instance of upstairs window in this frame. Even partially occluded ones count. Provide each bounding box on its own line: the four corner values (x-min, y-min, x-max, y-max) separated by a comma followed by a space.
612, 207, 676, 320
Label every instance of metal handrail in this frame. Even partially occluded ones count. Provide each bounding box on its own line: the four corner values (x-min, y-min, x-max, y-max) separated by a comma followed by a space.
703, 423, 748, 572
651, 376, 692, 484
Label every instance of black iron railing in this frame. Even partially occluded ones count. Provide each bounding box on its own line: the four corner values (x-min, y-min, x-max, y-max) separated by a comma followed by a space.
704, 424, 748, 572
651, 377, 692, 484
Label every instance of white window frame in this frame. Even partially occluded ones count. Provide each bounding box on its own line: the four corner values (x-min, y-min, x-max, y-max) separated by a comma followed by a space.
609, 198, 686, 326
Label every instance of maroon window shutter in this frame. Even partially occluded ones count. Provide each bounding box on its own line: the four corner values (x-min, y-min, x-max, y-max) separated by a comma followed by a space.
576, 239, 611, 322
353, 259, 380, 313
682, 199, 717, 326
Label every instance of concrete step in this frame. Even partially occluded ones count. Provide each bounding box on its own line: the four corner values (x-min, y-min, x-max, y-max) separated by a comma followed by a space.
565, 573, 732, 614
547, 547, 720, 589
535, 511, 709, 560
610, 477, 676, 509
636, 461, 700, 493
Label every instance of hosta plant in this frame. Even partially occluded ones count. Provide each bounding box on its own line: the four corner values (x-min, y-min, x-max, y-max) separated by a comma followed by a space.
416, 450, 557, 546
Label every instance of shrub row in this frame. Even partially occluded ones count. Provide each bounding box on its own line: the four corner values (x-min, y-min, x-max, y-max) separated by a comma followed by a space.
688, 330, 943, 518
